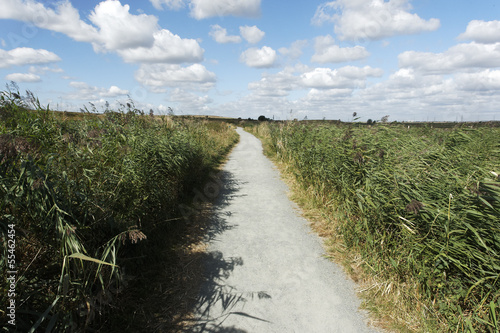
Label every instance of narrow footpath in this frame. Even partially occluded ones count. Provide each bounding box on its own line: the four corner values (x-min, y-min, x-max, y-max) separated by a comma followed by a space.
191, 127, 379, 333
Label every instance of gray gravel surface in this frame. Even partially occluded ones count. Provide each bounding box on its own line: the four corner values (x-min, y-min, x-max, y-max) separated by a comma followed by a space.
191, 128, 379, 333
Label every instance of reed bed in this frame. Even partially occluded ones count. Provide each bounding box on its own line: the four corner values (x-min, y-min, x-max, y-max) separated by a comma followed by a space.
0, 87, 238, 331
247, 121, 499, 332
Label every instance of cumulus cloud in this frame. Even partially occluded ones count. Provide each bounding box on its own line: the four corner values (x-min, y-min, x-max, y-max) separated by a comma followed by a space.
248, 66, 305, 97
135, 64, 216, 92
0, 0, 99, 43
0, 47, 60, 68
240, 25, 265, 44
118, 30, 204, 64
150, 0, 185, 10
169, 88, 213, 112
304, 88, 353, 102
66, 81, 129, 100
0, 0, 203, 64
312, 0, 440, 41
311, 35, 369, 63
301, 66, 383, 89
455, 69, 500, 91
5, 72, 41, 82
209, 25, 242, 43
189, 0, 261, 19
0, 0, 159, 51
458, 20, 500, 44
89, 1, 159, 51
246, 64, 381, 100
301, 65, 383, 89
279, 40, 308, 59
399, 42, 500, 75
240, 46, 277, 68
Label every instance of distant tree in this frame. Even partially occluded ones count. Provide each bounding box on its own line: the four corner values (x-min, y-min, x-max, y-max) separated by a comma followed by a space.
258, 115, 267, 121
381, 115, 390, 123
367, 119, 373, 125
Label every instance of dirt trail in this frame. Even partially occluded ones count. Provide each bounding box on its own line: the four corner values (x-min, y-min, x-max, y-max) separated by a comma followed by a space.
191, 128, 379, 333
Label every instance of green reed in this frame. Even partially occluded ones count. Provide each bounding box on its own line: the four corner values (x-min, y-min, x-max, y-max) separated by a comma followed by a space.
0, 87, 238, 331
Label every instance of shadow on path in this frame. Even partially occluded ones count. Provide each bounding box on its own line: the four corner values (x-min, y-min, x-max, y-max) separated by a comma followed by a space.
186, 170, 271, 333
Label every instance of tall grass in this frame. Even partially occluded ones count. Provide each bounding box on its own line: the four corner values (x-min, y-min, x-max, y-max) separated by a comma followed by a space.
0, 86, 238, 331
247, 121, 499, 332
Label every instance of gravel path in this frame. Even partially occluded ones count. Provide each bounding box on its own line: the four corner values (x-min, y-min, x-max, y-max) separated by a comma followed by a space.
191, 128, 379, 333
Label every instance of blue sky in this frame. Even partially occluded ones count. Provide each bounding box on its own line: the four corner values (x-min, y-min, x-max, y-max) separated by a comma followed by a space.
0, 0, 499, 121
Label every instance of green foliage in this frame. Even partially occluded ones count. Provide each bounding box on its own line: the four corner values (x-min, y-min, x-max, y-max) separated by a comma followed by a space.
0, 87, 238, 331
248, 121, 500, 332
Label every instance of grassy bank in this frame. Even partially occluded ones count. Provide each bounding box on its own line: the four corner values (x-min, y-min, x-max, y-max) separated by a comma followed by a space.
245, 121, 499, 332
0, 87, 238, 332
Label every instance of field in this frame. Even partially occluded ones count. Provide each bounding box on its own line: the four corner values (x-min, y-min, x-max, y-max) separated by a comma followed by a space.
246, 120, 500, 332
0, 87, 238, 331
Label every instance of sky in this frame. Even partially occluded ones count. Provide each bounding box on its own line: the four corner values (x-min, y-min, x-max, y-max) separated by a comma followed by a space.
0, 0, 499, 121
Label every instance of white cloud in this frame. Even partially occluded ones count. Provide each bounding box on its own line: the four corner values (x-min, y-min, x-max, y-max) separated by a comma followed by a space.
209, 25, 242, 43
0, 0, 159, 52
150, 0, 185, 10
118, 29, 204, 64
311, 35, 369, 63
28, 65, 64, 74
279, 40, 308, 59
240, 25, 265, 44
248, 65, 304, 97
5, 72, 41, 82
89, 1, 159, 51
458, 20, 500, 44
455, 69, 500, 91
169, 88, 213, 112
0, 0, 99, 43
399, 42, 500, 75
240, 46, 277, 68
66, 81, 129, 100
312, 0, 440, 41
189, 0, 261, 19
134, 64, 216, 92
301, 66, 382, 89
0, 47, 60, 68
0, 0, 202, 64
304, 88, 354, 102
104, 85, 129, 97
245, 64, 381, 99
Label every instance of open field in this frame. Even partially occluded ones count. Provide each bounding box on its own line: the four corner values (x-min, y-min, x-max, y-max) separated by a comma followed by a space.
245, 121, 500, 332
0, 89, 238, 331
